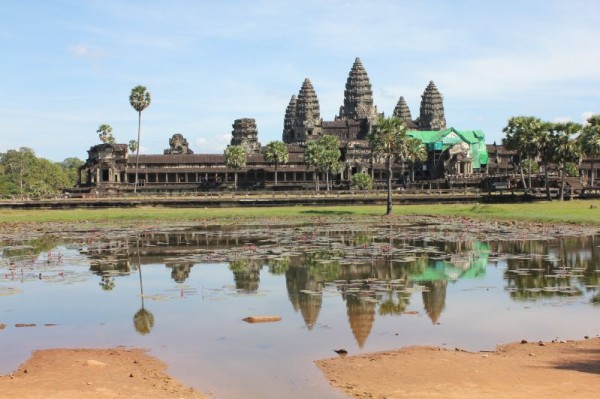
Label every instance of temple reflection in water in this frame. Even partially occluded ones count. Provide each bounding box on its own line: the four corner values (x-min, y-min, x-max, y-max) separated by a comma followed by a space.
83, 232, 506, 348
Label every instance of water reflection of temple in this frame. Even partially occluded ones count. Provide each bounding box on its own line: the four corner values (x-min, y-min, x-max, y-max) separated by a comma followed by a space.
285, 265, 324, 330
230, 259, 262, 293
72, 229, 600, 347
422, 280, 447, 324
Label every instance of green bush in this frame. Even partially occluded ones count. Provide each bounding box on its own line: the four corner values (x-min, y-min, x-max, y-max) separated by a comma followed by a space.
351, 173, 373, 190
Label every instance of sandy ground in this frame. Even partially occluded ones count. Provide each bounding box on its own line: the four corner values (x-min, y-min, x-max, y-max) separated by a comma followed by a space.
0, 348, 207, 399
316, 337, 600, 399
1, 340, 598, 399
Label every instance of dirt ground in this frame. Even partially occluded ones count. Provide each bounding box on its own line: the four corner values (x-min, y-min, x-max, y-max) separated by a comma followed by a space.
0, 348, 208, 399
317, 337, 600, 399
1, 340, 598, 399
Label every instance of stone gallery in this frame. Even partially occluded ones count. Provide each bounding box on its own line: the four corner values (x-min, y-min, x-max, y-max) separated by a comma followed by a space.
76, 58, 494, 194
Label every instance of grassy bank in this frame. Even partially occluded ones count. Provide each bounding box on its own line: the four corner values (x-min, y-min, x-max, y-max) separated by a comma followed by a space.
1, 200, 600, 225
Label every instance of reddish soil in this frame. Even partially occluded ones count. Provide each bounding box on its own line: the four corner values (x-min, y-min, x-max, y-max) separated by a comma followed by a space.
0, 348, 207, 399
316, 338, 600, 399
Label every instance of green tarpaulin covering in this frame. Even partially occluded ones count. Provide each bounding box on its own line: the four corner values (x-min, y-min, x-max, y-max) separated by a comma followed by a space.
408, 128, 489, 169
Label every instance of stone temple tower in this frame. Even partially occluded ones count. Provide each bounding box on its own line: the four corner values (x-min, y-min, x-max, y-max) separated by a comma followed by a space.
231, 118, 261, 153
282, 95, 297, 144
393, 96, 413, 126
337, 57, 378, 123
418, 81, 446, 131
293, 78, 322, 141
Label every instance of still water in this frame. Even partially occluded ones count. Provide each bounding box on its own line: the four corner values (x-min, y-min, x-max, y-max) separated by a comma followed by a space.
1, 222, 599, 398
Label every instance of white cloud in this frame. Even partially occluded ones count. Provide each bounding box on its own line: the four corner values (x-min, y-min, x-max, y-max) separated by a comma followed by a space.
68, 44, 109, 59
195, 134, 231, 154
582, 112, 596, 124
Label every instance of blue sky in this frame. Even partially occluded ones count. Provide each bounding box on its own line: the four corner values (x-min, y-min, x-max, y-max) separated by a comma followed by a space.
1, 0, 599, 162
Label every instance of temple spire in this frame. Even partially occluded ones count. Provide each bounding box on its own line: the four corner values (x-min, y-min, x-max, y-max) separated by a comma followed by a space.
393, 96, 413, 126
293, 78, 321, 141
419, 81, 446, 131
338, 57, 378, 122
282, 95, 297, 143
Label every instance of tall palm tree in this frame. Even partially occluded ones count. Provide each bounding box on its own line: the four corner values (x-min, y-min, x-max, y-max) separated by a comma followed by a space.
368, 116, 409, 215
552, 122, 582, 201
224, 145, 247, 191
129, 85, 151, 193
579, 114, 600, 187
265, 141, 289, 186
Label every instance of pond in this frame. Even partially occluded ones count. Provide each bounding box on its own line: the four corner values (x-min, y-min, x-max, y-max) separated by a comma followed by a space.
1, 219, 599, 398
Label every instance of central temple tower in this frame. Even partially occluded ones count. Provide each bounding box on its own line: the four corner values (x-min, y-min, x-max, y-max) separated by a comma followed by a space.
337, 57, 378, 123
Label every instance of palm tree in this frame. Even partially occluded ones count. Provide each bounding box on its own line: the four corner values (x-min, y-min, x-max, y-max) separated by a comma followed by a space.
129, 85, 151, 193
403, 136, 427, 183
579, 114, 600, 187
97, 124, 115, 144
224, 145, 247, 191
502, 116, 544, 193
128, 140, 138, 154
368, 116, 409, 215
552, 122, 582, 201
265, 141, 289, 186
304, 135, 341, 191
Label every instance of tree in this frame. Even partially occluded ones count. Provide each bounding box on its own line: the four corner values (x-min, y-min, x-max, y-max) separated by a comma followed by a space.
502, 116, 546, 193
535, 122, 555, 200
351, 172, 373, 190
97, 124, 115, 144
265, 141, 289, 186
128, 140, 138, 153
60, 157, 84, 187
224, 145, 247, 190
129, 85, 151, 193
1, 147, 36, 199
0, 148, 71, 198
304, 135, 342, 191
551, 122, 582, 201
402, 136, 427, 183
368, 116, 409, 215
579, 114, 600, 187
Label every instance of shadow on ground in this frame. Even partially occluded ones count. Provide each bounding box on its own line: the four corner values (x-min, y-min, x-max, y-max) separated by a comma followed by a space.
552, 348, 600, 375
300, 210, 354, 215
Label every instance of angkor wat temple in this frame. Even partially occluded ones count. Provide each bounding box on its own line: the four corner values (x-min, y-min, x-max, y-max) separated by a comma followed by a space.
75, 57, 520, 194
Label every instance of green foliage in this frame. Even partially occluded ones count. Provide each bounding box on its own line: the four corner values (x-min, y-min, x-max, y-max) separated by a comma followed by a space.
97, 124, 115, 144
579, 114, 600, 157
351, 173, 373, 190
304, 135, 342, 191
564, 162, 579, 177
129, 85, 151, 113
128, 140, 138, 153
265, 141, 289, 165
521, 158, 539, 174
224, 145, 247, 190
224, 145, 247, 169
60, 157, 84, 187
0, 147, 74, 198
265, 141, 289, 186
502, 116, 546, 160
